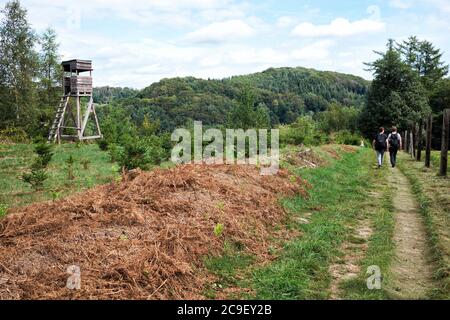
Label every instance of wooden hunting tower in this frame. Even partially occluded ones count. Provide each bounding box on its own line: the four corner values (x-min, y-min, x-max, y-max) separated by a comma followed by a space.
48, 59, 102, 143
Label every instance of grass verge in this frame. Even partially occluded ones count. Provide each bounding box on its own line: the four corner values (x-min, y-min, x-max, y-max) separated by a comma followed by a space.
250, 147, 376, 299
397, 153, 450, 299
339, 179, 396, 299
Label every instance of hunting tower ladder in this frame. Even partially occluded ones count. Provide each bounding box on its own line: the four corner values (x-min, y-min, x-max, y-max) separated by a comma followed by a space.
48, 59, 102, 143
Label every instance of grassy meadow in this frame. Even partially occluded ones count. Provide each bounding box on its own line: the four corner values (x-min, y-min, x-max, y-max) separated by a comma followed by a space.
0, 143, 119, 208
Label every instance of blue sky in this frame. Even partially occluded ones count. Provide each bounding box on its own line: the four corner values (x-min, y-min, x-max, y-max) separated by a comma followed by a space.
2, 0, 449, 88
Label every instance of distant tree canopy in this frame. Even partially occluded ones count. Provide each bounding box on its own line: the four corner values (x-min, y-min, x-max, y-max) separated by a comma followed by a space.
93, 86, 139, 104
96, 67, 369, 135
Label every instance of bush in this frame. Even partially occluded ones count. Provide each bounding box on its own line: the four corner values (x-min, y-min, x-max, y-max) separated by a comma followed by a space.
139, 135, 171, 165
20, 142, 53, 190
332, 130, 361, 146
279, 116, 323, 146
0, 127, 29, 143
108, 143, 125, 163
21, 169, 48, 190
116, 135, 172, 170
80, 159, 91, 170
98, 139, 108, 151
66, 155, 75, 180
119, 142, 149, 170
34, 143, 53, 167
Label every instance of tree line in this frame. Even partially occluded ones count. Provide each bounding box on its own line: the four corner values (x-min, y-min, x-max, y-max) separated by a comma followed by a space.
0, 0, 61, 138
360, 37, 449, 148
1, 0, 448, 156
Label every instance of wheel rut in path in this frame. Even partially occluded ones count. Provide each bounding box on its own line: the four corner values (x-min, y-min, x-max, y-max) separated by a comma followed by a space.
387, 166, 435, 299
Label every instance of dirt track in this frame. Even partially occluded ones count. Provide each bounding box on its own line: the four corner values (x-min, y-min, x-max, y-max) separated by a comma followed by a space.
387, 166, 434, 299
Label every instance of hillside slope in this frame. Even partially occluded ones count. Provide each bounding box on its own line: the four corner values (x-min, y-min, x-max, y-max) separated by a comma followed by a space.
95, 67, 369, 132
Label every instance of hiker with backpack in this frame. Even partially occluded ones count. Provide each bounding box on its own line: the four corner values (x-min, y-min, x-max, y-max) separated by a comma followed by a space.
387, 126, 402, 168
372, 127, 388, 168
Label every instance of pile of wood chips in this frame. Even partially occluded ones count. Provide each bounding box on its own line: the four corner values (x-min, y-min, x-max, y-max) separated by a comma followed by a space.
0, 164, 309, 299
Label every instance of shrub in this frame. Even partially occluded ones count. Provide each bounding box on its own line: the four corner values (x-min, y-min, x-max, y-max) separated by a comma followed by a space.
332, 130, 361, 146
108, 143, 125, 163
98, 139, 108, 151
21, 169, 48, 190
34, 143, 53, 167
20, 142, 53, 190
214, 223, 224, 237
0, 127, 29, 143
80, 159, 91, 170
66, 155, 75, 180
119, 142, 149, 170
0, 203, 7, 218
117, 135, 172, 170
139, 135, 171, 165
279, 116, 322, 146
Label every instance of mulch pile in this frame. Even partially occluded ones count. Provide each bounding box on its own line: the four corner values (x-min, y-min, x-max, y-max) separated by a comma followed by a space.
0, 164, 309, 299
283, 148, 326, 168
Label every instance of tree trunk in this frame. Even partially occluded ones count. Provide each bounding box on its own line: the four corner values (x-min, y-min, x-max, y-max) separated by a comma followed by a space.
440, 109, 450, 177
425, 115, 432, 168
416, 119, 423, 161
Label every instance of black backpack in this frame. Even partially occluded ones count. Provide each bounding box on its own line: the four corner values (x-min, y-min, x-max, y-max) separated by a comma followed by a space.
389, 133, 399, 150
375, 133, 386, 150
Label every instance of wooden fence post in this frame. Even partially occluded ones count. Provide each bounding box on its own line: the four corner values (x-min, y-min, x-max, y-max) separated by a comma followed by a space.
409, 130, 414, 157
440, 109, 450, 177
416, 119, 423, 161
425, 115, 433, 168
404, 130, 408, 152
400, 131, 405, 150
412, 123, 417, 158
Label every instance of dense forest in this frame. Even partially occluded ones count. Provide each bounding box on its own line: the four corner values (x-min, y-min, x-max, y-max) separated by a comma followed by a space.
94, 67, 369, 134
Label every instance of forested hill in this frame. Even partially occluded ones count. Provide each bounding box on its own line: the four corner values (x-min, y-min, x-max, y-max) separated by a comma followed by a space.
96, 67, 370, 132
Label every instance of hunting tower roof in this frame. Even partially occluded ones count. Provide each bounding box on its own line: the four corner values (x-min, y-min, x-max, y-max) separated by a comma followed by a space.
62, 59, 93, 72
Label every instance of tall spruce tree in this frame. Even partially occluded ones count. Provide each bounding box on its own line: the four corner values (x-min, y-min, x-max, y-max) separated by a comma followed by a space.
0, 0, 38, 132
399, 36, 449, 92
37, 27, 61, 134
359, 40, 429, 137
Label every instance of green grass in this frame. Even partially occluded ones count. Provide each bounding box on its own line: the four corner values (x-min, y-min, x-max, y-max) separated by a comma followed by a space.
0, 142, 119, 208
0, 202, 7, 218
397, 153, 450, 299
203, 240, 255, 298
339, 184, 395, 299
430, 150, 450, 171
200, 146, 400, 300
250, 147, 376, 299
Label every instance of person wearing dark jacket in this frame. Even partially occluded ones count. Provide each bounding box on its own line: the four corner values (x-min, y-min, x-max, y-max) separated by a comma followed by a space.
372, 127, 388, 168
387, 126, 402, 168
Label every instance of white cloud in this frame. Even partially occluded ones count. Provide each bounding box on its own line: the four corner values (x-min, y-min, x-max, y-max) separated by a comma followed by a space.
291, 17, 385, 38
185, 19, 255, 43
5, 0, 450, 87
276, 16, 297, 28
290, 40, 334, 60
389, 0, 413, 9
426, 0, 450, 13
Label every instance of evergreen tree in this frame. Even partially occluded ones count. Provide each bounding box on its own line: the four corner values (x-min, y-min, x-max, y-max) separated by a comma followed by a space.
399, 36, 449, 92
37, 27, 61, 136
38, 27, 61, 105
228, 85, 257, 130
360, 40, 429, 137
0, 0, 38, 132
